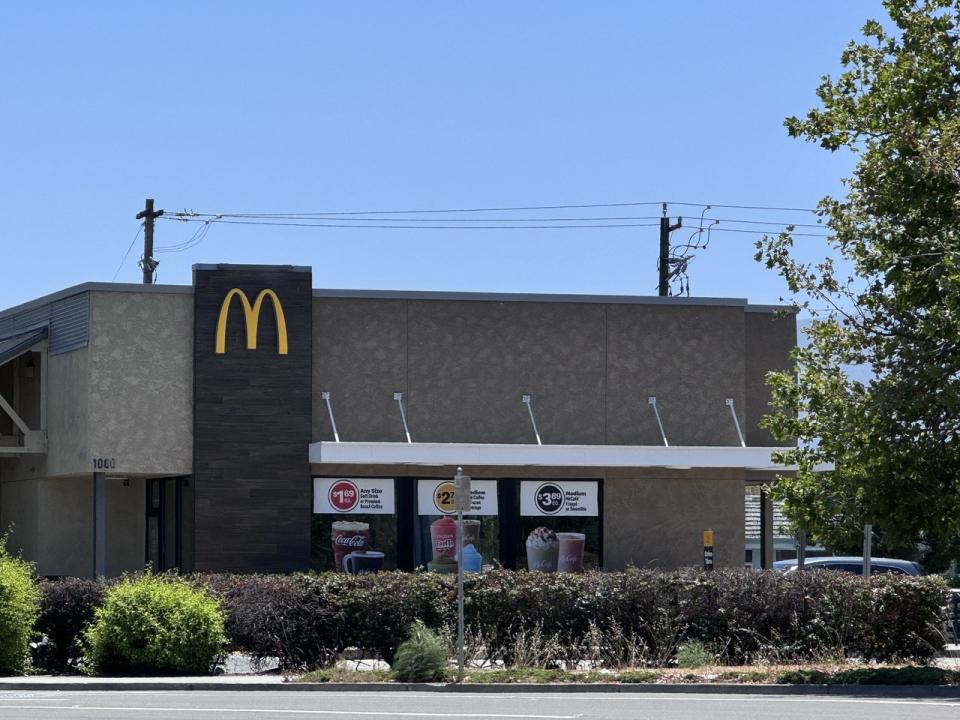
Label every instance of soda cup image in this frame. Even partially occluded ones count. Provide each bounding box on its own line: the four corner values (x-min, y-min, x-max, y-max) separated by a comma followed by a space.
429, 516, 458, 572
330, 521, 370, 571
556, 532, 586, 573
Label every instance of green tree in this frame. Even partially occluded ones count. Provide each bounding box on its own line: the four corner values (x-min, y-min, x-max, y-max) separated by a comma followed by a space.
756, 0, 960, 570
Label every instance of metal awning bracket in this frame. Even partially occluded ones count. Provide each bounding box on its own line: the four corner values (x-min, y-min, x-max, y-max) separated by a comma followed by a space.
394, 392, 412, 444
725, 398, 746, 448
648, 396, 669, 447
321, 391, 340, 442
521, 394, 542, 446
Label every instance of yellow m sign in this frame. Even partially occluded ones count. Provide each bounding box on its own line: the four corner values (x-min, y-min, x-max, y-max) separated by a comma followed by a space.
215, 288, 289, 355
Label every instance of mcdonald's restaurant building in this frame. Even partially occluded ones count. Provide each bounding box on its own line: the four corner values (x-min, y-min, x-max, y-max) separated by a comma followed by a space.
0, 264, 795, 577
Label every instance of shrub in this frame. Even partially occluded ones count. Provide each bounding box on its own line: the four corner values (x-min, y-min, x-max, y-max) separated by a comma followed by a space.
33, 577, 106, 673
676, 641, 713, 668
189, 569, 946, 669
202, 574, 339, 671
84, 574, 226, 675
391, 622, 448, 682
0, 544, 40, 675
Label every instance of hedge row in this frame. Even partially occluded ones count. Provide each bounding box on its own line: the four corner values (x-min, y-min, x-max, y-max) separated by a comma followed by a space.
33, 569, 949, 672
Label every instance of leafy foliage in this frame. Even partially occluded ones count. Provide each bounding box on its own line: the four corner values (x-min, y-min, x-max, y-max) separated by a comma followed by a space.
202, 569, 945, 668
83, 574, 226, 675
0, 543, 39, 675
755, 0, 960, 569
391, 622, 449, 682
33, 577, 105, 673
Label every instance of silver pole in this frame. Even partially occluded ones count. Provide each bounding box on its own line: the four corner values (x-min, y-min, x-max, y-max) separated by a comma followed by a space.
724, 398, 746, 447
522, 394, 542, 445
455, 467, 465, 683
863, 524, 872, 578
648, 396, 669, 447
394, 392, 412, 443
321, 391, 340, 443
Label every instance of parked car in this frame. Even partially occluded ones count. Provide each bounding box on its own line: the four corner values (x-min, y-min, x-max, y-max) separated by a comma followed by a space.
772, 556, 922, 575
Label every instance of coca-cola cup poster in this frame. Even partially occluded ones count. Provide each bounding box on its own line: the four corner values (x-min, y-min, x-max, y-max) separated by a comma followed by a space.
311, 478, 397, 572
518, 481, 601, 572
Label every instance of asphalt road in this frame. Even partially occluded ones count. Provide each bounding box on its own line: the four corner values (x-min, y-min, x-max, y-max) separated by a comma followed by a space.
1, 691, 960, 720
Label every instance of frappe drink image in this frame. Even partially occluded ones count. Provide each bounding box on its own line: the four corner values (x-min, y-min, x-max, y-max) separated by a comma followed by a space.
526, 526, 559, 572
557, 532, 586, 572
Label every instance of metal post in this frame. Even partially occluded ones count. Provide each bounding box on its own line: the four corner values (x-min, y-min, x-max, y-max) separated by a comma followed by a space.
393, 392, 412, 443
93, 473, 106, 577
647, 396, 669, 446
321, 391, 340, 442
725, 398, 746, 447
521, 394, 542, 445
455, 467, 466, 683
863, 524, 872, 578
796, 530, 807, 572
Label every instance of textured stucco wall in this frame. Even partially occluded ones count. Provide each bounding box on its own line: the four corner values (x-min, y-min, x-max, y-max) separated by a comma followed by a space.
36, 476, 93, 577
106, 477, 145, 576
88, 291, 193, 475
603, 475, 744, 569
314, 299, 408, 443
45, 347, 90, 477
314, 298, 760, 446
744, 310, 796, 446
0, 472, 39, 561
606, 305, 746, 446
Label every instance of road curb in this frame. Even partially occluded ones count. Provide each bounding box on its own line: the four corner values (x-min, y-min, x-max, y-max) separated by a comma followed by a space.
3, 681, 960, 697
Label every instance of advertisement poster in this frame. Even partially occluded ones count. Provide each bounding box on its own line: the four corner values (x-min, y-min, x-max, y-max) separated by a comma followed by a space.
415, 479, 499, 573
519, 480, 600, 572
311, 478, 397, 574
313, 478, 395, 514
417, 479, 498, 515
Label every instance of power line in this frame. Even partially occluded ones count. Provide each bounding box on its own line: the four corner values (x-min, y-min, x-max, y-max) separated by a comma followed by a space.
159, 215, 830, 236
112, 224, 144, 282
166, 212, 825, 228
164, 198, 818, 219
160, 217, 663, 230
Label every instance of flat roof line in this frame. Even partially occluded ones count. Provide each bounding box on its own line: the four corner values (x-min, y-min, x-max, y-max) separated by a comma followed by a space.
311, 288, 755, 307
1, 282, 794, 319
0, 283, 192, 321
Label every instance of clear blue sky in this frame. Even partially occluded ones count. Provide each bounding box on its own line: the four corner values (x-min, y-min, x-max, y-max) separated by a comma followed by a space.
0, 2, 882, 310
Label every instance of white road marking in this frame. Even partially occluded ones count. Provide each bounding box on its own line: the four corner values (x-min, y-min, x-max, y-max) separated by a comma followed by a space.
0, 705, 580, 719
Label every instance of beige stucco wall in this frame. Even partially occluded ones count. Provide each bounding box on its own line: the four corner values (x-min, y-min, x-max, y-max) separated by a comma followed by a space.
88, 291, 193, 476
314, 298, 765, 447
603, 475, 744, 570
45, 346, 91, 477
744, 310, 796, 446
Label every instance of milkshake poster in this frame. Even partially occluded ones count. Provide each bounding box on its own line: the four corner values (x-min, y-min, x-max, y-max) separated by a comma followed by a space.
520, 480, 600, 572
520, 480, 598, 517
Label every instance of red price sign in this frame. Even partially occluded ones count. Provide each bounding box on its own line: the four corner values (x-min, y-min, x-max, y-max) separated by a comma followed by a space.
328, 480, 359, 512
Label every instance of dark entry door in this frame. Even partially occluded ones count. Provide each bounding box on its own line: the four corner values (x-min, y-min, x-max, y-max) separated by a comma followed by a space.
146, 477, 193, 571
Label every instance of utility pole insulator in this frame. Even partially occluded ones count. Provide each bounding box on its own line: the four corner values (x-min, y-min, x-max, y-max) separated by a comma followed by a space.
136, 198, 164, 284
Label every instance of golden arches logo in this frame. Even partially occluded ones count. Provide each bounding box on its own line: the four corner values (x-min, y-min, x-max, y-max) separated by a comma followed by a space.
215, 288, 288, 355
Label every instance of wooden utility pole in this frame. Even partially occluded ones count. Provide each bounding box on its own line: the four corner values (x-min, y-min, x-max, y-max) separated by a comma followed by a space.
658, 203, 682, 296
136, 198, 164, 284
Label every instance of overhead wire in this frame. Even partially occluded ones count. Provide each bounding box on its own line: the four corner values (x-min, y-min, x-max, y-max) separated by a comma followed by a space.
159, 214, 829, 236
112, 224, 144, 282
